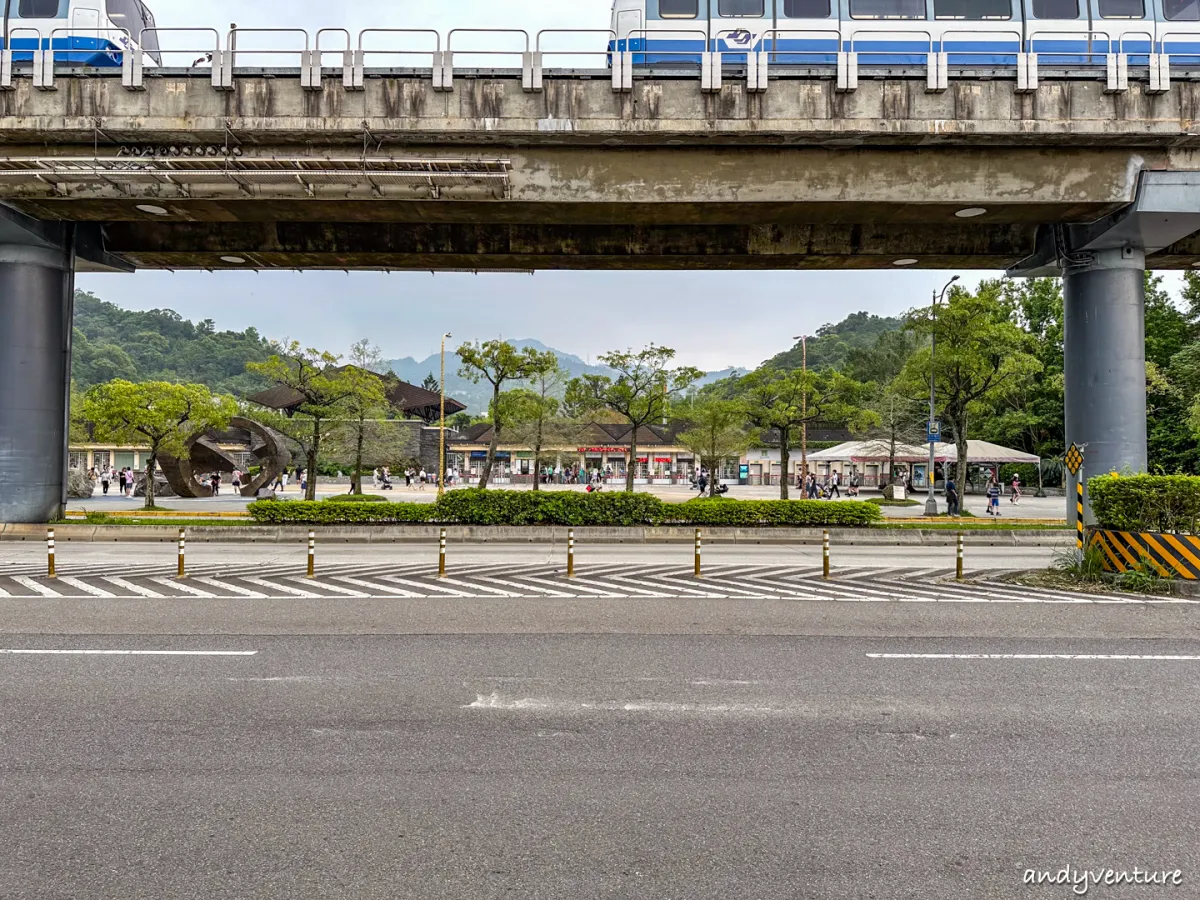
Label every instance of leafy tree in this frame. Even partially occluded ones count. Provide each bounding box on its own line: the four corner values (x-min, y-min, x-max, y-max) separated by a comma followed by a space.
324, 367, 389, 495
499, 364, 577, 492
567, 345, 703, 492
740, 366, 874, 500
900, 281, 1042, 485
843, 329, 921, 386
854, 386, 925, 488
246, 345, 368, 500
678, 399, 749, 497
457, 340, 558, 488
349, 339, 389, 375
82, 380, 236, 508
448, 411, 474, 431
763, 313, 903, 372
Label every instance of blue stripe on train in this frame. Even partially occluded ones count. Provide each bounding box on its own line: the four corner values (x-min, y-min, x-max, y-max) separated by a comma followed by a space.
0, 36, 123, 67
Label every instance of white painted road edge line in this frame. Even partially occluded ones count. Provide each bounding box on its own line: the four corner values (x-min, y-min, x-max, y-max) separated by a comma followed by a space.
867, 653, 1200, 660
0, 649, 258, 656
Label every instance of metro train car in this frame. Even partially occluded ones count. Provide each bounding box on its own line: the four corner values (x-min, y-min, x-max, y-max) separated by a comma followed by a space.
1, 0, 161, 67
610, 0, 1200, 69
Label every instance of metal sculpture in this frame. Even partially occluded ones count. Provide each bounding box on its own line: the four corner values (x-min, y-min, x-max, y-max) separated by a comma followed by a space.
158, 416, 291, 499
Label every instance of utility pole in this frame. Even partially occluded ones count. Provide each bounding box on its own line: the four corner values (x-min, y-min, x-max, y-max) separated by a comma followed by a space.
925, 275, 960, 516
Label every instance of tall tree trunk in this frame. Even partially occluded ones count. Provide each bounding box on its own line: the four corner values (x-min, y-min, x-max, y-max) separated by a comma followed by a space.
532, 415, 544, 493
708, 449, 719, 498
952, 409, 969, 489
144, 452, 156, 510
889, 432, 897, 487
307, 419, 320, 502
626, 432, 638, 492
478, 385, 501, 489
779, 425, 791, 501
353, 420, 365, 495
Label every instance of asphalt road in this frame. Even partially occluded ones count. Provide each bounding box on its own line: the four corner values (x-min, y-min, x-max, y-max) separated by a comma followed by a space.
2, 633, 1198, 899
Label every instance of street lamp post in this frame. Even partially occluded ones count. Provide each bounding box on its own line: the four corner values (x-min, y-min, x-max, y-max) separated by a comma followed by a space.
925, 275, 960, 517
793, 335, 809, 491
438, 332, 452, 500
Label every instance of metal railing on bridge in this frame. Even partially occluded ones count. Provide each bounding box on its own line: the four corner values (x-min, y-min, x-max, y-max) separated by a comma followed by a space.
0, 24, 1188, 96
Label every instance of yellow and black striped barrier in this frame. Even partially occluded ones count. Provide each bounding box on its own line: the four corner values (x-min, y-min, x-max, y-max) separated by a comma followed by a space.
1090, 530, 1200, 580
1076, 481, 1085, 556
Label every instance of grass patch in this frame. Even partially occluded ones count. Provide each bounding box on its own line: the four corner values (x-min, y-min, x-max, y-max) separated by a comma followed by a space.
867, 498, 921, 508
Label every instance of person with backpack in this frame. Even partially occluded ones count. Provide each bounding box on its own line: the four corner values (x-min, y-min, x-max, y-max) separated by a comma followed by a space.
945, 477, 960, 516
986, 479, 1002, 516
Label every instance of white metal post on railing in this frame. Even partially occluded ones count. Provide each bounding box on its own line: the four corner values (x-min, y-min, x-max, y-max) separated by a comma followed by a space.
534, 29, 616, 93
353, 29, 440, 91
223, 27, 310, 89
0, 27, 40, 90
130, 27, 221, 90
444, 28, 530, 93
936, 30, 1022, 93
309, 28, 351, 90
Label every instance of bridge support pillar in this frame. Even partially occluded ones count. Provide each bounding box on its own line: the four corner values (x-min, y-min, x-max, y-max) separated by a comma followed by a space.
1062, 247, 1147, 528
0, 243, 76, 524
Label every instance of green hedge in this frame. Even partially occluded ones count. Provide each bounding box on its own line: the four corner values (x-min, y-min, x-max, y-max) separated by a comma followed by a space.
663, 499, 882, 527
248, 490, 882, 527
247, 500, 436, 525
1089, 474, 1200, 534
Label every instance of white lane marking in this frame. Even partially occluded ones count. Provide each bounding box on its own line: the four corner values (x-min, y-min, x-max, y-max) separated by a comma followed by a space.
195, 577, 266, 598
243, 577, 320, 598
435, 576, 520, 597
12, 576, 61, 597
516, 574, 624, 597
331, 574, 422, 597
0, 649, 257, 656
379, 575, 470, 597
102, 576, 164, 598
150, 577, 216, 597
867, 653, 1200, 660
477, 575, 573, 597
291, 577, 368, 598
58, 577, 116, 598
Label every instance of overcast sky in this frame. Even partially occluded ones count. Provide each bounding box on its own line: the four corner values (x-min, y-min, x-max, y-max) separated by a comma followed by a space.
78, 1, 998, 369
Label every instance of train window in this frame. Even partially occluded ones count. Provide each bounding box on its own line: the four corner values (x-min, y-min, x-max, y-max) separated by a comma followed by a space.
17, 0, 64, 16
783, 0, 832, 15
849, 0, 927, 17
934, 0, 1012, 18
1098, 0, 1143, 16
1163, 0, 1200, 18
718, 0, 765, 14
659, 0, 700, 17
1030, 0, 1079, 16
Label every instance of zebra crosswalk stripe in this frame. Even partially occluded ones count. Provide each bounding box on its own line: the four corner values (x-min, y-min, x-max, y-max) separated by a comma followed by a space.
150, 577, 216, 597
243, 577, 319, 598
379, 574, 470, 597
288, 577, 367, 598
12, 576, 61, 597
195, 576, 266, 598
59, 576, 116, 597
102, 576, 164, 598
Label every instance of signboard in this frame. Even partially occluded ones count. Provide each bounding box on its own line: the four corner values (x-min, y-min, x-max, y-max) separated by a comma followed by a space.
578, 447, 625, 453
469, 451, 511, 460
654, 457, 672, 463
926, 420, 942, 443
1065, 443, 1085, 476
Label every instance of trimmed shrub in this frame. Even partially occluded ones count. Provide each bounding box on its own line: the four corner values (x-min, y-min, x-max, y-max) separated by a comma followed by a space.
324, 494, 390, 503
434, 489, 664, 526
248, 490, 883, 528
1089, 474, 1200, 534
664, 499, 882, 528
247, 500, 435, 525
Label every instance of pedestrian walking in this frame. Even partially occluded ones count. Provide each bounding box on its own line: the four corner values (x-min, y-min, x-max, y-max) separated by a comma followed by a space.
1010, 474, 1022, 504
300, 470, 308, 494
210, 472, 221, 496
281, 471, 289, 491
101, 469, 111, 496
273, 470, 285, 491
830, 471, 841, 499
118, 468, 127, 496
946, 477, 960, 516
232, 469, 242, 494
986, 479, 1002, 516
418, 468, 427, 490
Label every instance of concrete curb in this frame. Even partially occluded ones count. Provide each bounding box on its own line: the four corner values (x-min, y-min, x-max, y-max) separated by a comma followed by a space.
0, 523, 1072, 547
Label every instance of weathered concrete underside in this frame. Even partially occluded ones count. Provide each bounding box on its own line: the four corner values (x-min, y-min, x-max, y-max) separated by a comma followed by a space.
0, 74, 1198, 270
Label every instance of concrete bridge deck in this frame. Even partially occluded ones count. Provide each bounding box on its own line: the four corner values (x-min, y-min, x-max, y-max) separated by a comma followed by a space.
0, 73, 1199, 270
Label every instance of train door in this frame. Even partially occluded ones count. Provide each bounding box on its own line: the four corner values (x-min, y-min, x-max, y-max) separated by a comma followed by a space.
1157, 0, 1200, 63
1091, 0, 1152, 62
615, 0, 642, 52
641, 0, 708, 64
1023, 0, 1096, 64
840, 0, 935, 66
773, 0, 841, 64
933, 0, 1022, 66
713, 0, 770, 63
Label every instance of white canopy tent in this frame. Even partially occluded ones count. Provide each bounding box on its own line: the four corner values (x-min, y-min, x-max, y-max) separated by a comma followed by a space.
937, 441, 1041, 465
807, 440, 931, 463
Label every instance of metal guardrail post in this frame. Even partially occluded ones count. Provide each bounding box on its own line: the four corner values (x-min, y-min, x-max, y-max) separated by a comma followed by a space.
1148, 52, 1171, 94
122, 46, 144, 90
836, 51, 857, 92
1016, 52, 1037, 93
694, 528, 702, 578
957, 533, 964, 581
701, 50, 722, 93
177, 528, 186, 580
823, 530, 831, 580
306, 529, 316, 578
0, 47, 12, 90
522, 50, 542, 91
47, 528, 56, 579
567, 528, 576, 579
32, 47, 54, 90
926, 50, 948, 93
438, 527, 447, 577
747, 50, 768, 93
1105, 53, 1128, 93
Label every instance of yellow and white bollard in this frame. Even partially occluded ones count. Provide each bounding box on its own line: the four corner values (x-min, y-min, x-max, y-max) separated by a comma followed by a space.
823, 529, 831, 580
567, 528, 576, 578
306, 529, 316, 579
47, 527, 56, 579
694, 528, 702, 578
957, 533, 964, 581
438, 527, 447, 578
177, 527, 186, 580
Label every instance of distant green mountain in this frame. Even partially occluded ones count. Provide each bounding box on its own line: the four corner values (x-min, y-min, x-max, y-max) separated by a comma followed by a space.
763, 312, 904, 372
71, 291, 275, 396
